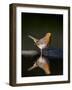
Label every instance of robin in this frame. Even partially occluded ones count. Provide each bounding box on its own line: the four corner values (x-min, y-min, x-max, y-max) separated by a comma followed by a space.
28, 33, 52, 49
28, 56, 51, 74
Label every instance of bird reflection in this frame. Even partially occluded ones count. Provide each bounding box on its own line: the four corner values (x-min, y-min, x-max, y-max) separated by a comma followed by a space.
28, 56, 51, 75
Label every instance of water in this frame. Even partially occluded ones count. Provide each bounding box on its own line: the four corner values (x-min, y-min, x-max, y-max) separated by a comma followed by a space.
21, 51, 63, 77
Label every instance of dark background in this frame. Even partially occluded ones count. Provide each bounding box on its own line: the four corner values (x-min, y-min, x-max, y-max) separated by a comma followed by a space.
21, 13, 63, 77
22, 13, 63, 50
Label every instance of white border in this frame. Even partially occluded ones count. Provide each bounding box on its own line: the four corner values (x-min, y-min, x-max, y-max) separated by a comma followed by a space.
16, 7, 68, 83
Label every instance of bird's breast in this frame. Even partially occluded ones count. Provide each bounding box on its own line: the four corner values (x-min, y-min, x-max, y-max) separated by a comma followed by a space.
37, 44, 46, 49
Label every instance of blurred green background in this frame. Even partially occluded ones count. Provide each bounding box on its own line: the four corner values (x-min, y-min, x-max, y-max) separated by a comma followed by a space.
21, 13, 63, 50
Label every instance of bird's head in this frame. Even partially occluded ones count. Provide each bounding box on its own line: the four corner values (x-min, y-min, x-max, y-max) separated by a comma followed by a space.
46, 33, 52, 37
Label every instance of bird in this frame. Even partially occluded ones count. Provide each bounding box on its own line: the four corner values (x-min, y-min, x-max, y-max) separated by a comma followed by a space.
27, 33, 52, 75
28, 33, 52, 49
28, 56, 51, 75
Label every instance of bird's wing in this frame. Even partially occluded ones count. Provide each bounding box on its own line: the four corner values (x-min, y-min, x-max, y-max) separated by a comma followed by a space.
28, 35, 39, 43
28, 62, 38, 71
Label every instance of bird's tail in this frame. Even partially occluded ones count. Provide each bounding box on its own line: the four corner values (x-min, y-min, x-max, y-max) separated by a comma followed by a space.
27, 65, 35, 71
28, 35, 38, 43
28, 63, 38, 71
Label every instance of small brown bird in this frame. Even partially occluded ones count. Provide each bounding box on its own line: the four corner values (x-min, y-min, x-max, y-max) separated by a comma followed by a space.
28, 33, 52, 75
28, 56, 51, 74
28, 33, 52, 49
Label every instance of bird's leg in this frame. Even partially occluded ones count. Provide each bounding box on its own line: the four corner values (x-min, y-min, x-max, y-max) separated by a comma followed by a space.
28, 62, 38, 71
40, 49, 42, 57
